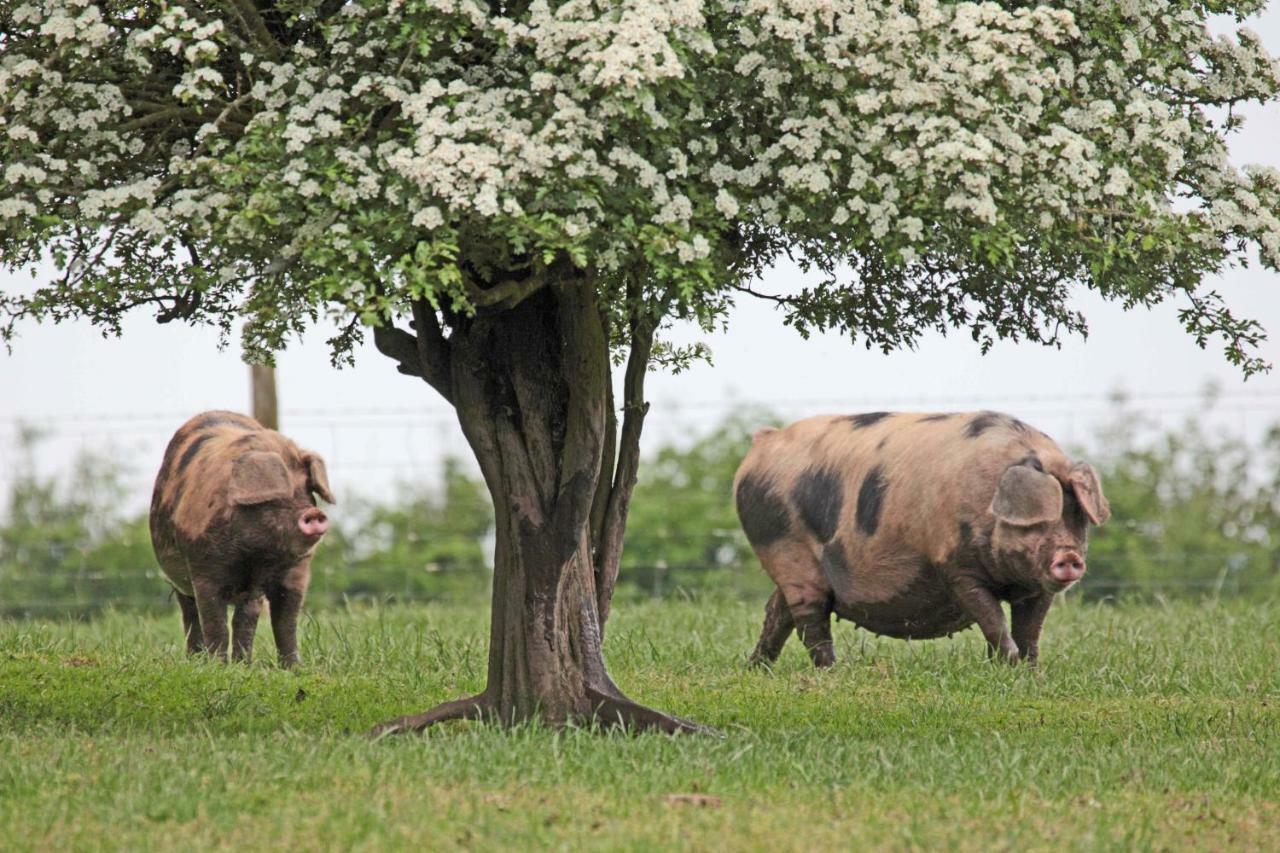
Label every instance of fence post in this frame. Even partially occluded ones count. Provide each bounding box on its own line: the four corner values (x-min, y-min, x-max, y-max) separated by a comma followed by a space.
250, 364, 279, 430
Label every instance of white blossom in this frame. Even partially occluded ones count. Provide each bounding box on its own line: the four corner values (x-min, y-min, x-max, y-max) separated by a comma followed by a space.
715, 189, 739, 218
413, 206, 445, 230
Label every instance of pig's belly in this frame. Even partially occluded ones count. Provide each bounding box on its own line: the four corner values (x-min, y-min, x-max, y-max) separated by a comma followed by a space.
832, 568, 972, 640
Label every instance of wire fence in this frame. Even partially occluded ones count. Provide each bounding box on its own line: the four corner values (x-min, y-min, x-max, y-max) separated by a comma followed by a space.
2, 388, 1279, 617
5, 386, 1279, 495
1, 564, 1275, 620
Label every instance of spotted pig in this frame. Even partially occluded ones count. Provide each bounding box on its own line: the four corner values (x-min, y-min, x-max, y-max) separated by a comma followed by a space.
150, 411, 335, 666
735, 411, 1109, 667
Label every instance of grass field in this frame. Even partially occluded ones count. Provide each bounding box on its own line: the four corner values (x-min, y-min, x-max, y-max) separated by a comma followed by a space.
1, 596, 1277, 851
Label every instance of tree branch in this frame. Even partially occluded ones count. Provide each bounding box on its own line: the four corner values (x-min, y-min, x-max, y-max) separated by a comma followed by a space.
410, 298, 454, 403
595, 290, 658, 630
120, 108, 188, 133
371, 323, 422, 376
372, 302, 455, 406
589, 323, 617, 557
225, 0, 284, 60
463, 274, 548, 311
732, 283, 794, 307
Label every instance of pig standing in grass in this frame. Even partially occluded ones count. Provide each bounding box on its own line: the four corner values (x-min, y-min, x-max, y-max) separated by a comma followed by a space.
150, 411, 335, 666
736, 411, 1109, 668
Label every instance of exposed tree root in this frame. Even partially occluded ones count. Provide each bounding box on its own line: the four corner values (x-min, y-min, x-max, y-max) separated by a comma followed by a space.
584, 687, 717, 736
368, 687, 716, 738
367, 694, 491, 738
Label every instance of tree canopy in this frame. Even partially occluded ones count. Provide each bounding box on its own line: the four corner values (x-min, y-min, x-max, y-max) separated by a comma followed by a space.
3, 0, 1279, 370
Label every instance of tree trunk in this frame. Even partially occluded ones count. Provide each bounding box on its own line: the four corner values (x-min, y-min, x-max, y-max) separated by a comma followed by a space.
370, 279, 705, 735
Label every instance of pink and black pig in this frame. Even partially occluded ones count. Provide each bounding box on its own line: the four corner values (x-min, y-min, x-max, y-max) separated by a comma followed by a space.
735, 411, 1109, 667
149, 411, 334, 666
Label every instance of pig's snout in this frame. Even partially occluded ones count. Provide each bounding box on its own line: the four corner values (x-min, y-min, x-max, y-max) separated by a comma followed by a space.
299, 507, 329, 538
1049, 550, 1085, 585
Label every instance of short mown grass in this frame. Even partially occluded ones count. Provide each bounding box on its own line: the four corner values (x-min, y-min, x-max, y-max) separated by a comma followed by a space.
2, 596, 1277, 850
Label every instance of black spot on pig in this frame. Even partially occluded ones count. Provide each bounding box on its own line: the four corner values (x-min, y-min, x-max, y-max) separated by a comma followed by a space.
856, 466, 887, 537
793, 468, 843, 543
919, 413, 952, 422
958, 520, 973, 545
736, 474, 790, 547
965, 412, 1002, 438
846, 412, 891, 429
176, 433, 214, 474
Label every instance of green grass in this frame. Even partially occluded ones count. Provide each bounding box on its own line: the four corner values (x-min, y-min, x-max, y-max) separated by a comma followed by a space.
2, 597, 1278, 851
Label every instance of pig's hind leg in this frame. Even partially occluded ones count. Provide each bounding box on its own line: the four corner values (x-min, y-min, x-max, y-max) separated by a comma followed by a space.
176, 592, 203, 654
790, 593, 835, 668
754, 540, 835, 668
748, 587, 795, 667
231, 597, 264, 663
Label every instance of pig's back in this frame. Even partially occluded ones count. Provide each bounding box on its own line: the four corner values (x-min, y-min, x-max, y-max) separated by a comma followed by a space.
740, 411, 1066, 523
822, 412, 1066, 557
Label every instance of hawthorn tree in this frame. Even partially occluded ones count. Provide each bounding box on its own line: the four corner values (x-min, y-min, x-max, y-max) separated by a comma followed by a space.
3, 0, 1279, 733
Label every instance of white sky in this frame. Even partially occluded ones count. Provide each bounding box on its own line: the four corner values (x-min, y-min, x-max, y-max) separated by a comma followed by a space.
2, 7, 1279, 507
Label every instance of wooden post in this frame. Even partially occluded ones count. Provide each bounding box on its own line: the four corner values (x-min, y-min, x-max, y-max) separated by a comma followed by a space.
250, 364, 278, 430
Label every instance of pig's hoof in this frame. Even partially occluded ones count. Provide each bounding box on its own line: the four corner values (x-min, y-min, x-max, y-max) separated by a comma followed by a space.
810, 644, 836, 668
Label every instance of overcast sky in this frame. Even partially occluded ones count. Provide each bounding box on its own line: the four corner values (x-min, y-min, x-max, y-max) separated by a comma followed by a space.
3, 7, 1279, 505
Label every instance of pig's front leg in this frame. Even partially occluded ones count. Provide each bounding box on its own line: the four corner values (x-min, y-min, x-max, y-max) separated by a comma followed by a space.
1011, 593, 1054, 665
267, 583, 306, 668
231, 597, 263, 663
950, 579, 1018, 663
193, 580, 230, 661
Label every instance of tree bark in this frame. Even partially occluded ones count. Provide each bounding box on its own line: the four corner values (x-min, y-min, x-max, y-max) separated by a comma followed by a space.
370, 277, 706, 736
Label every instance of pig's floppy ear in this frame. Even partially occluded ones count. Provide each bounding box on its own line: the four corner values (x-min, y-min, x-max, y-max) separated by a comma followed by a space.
1068, 462, 1110, 525
991, 464, 1063, 526
304, 453, 335, 504
228, 451, 293, 506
